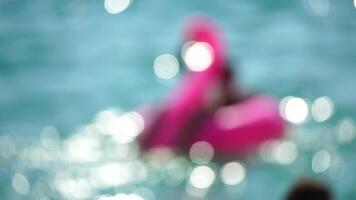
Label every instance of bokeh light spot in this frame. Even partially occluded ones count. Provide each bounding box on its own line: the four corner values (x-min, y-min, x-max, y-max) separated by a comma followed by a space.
220, 162, 245, 185
275, 141, 298, 165
312, 96, 334, 122
337, 118, 356, 144
182, 41, 214, 72
91, 163, 130, 188
280, 96, 309, 124
189, 141, 214, 164
189, 166, 215, 189
12, 173, 30, 195
104, 0, 130, 14
55, 177, 92, 200
65, 134, 101, 162
108, 111, 145, 144
312, 149, 331, 173
307, 0, 330, 16
153, 54, 179, 80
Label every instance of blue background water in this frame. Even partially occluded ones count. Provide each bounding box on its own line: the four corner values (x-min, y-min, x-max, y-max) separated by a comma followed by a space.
0, 0, 356, 199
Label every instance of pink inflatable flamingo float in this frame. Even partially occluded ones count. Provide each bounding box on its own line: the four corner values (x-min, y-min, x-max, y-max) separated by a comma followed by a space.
138, 17, 285, 156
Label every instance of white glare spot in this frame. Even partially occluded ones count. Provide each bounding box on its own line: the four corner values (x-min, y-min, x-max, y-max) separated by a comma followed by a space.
91, 163, 130, 188
312, 149, 331, 173
104, 0, 130, 14
12, 173, 30, 195
108, 112, 145, 143
307, 0, 330, 16
189, 166, 215, 189
40, 126, 60, 150
182, 41, 214, 72
189, 141, 214, 164
312, 96, 334, 122
280, 96, 309, 124
65, 135, 101, 162
55, 178, 92, 200
275, 141, 298, 165
354, 0, 356, 8
220, 162, 246, 185
98, 193, 144, 200
337, 118, 356, 143
153, 54, 179, 80
95, 108, 121, 134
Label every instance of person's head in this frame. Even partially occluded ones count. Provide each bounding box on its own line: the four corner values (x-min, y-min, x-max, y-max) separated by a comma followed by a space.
286, 178, 333, 200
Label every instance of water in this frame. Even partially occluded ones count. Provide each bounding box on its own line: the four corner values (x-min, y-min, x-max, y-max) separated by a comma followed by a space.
0, 0, 356, 199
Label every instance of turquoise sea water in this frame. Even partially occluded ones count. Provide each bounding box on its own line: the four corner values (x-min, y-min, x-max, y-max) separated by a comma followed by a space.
1, 0, 356, 199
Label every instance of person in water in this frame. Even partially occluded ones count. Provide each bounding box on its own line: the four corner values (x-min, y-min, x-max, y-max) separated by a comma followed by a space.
285, 178, 333, 200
